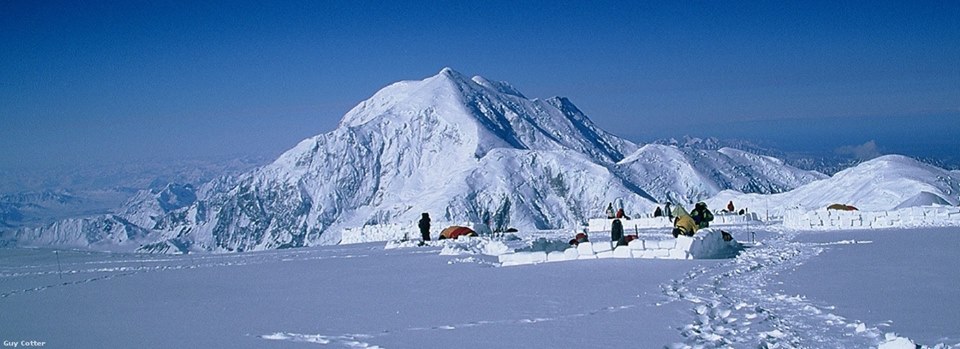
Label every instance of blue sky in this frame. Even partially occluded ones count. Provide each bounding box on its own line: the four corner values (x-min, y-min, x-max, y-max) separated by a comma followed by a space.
2, 1, 958, 170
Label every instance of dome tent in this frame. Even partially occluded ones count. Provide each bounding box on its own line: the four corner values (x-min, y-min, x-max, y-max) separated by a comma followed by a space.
439, 226, 477, 240
826, 203, 858, 211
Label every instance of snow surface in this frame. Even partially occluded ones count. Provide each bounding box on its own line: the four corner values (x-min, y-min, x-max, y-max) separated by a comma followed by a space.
2, 224, 957, 348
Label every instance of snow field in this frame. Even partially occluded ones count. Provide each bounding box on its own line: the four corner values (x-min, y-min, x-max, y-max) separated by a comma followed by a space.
784, 205, 960, 230
2, 239, 711, 348
3, 226, 958, 348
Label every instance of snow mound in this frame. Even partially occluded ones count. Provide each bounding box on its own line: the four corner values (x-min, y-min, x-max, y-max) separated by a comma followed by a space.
709, 155, 960, 215
439, 237, 511, 256
384, 236, 510, 257
894, 191, 951, 210
878, 333, 918, 349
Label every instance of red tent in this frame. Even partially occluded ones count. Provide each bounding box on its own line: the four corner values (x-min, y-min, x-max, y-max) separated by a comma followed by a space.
826, 204, 859, 211
439, 226, 477, 239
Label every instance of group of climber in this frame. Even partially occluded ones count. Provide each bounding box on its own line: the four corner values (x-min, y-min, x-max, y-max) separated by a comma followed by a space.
670, 202, 714, 238
605, 202, 631, 220
568, 227, 639, 247
606, 201, 716, 238
417, 199, 721, 245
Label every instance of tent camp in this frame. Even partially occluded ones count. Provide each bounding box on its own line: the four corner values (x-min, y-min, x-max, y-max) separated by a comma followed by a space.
439, 226, 477, 240
827, 203, 859, 211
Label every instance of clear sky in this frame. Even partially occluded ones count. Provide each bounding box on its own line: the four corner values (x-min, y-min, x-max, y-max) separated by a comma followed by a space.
2, 0, 958, 170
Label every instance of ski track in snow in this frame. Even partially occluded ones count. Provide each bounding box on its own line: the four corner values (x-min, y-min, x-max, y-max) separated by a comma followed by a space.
0, 250, 372, 299
260, 298, 647, 348
661, 231, 885, 348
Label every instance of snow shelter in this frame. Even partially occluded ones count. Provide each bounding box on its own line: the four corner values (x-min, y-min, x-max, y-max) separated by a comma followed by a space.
439, 226, 477, 240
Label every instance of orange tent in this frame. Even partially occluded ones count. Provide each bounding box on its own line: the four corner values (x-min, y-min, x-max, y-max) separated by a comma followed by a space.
439, 226, 477, 239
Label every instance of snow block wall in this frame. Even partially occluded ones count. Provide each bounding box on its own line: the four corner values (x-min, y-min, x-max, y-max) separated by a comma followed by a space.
341, 223, 412, 244
497, 229, 740, 266
783, 206, 960, 230
587, 218, 671, 233
587, 213, 762, 233
340, 222, 493, 244
712, 212, 763, 225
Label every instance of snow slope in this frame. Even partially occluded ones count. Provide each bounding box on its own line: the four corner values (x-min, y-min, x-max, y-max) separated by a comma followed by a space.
707, 154, 960, 215
617, 145, 825, 204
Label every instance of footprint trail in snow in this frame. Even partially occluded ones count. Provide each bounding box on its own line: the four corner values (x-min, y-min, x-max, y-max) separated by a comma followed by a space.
662, 230, 885, 348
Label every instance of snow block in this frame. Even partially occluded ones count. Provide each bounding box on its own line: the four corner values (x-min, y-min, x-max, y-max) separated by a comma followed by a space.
613, 246, 632, 258
653, 249, 672, 259
577, 242, 595, 257
668, 248, 689, 259
674, 236, 694, 251
512, 252, 533, 265
596, 251, 614, 259
628, 239, 645, 250
642, 249, 669, 259
528, 251, 547, 264
499, 253, 529, 267
563, 247, 579, 259
592, 241, 613, 254
656, 239, 676, 249
547, 251, 569, 262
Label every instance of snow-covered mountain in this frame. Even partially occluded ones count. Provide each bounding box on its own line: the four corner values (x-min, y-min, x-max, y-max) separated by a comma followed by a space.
707, 154, 960, 213
0, 190, 129, 231
616, 144, 826, 204
3, 68, 830, 252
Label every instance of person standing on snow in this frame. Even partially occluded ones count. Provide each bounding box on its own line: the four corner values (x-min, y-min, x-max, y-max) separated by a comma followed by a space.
418, 213, 431, 241
611, 219, 624, 243
690, 202, 714, 229
665, 202, 673, 220
605, 203, 616, 219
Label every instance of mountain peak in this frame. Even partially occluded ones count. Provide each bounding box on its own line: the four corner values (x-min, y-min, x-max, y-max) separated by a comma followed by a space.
434, 67, 472, 84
